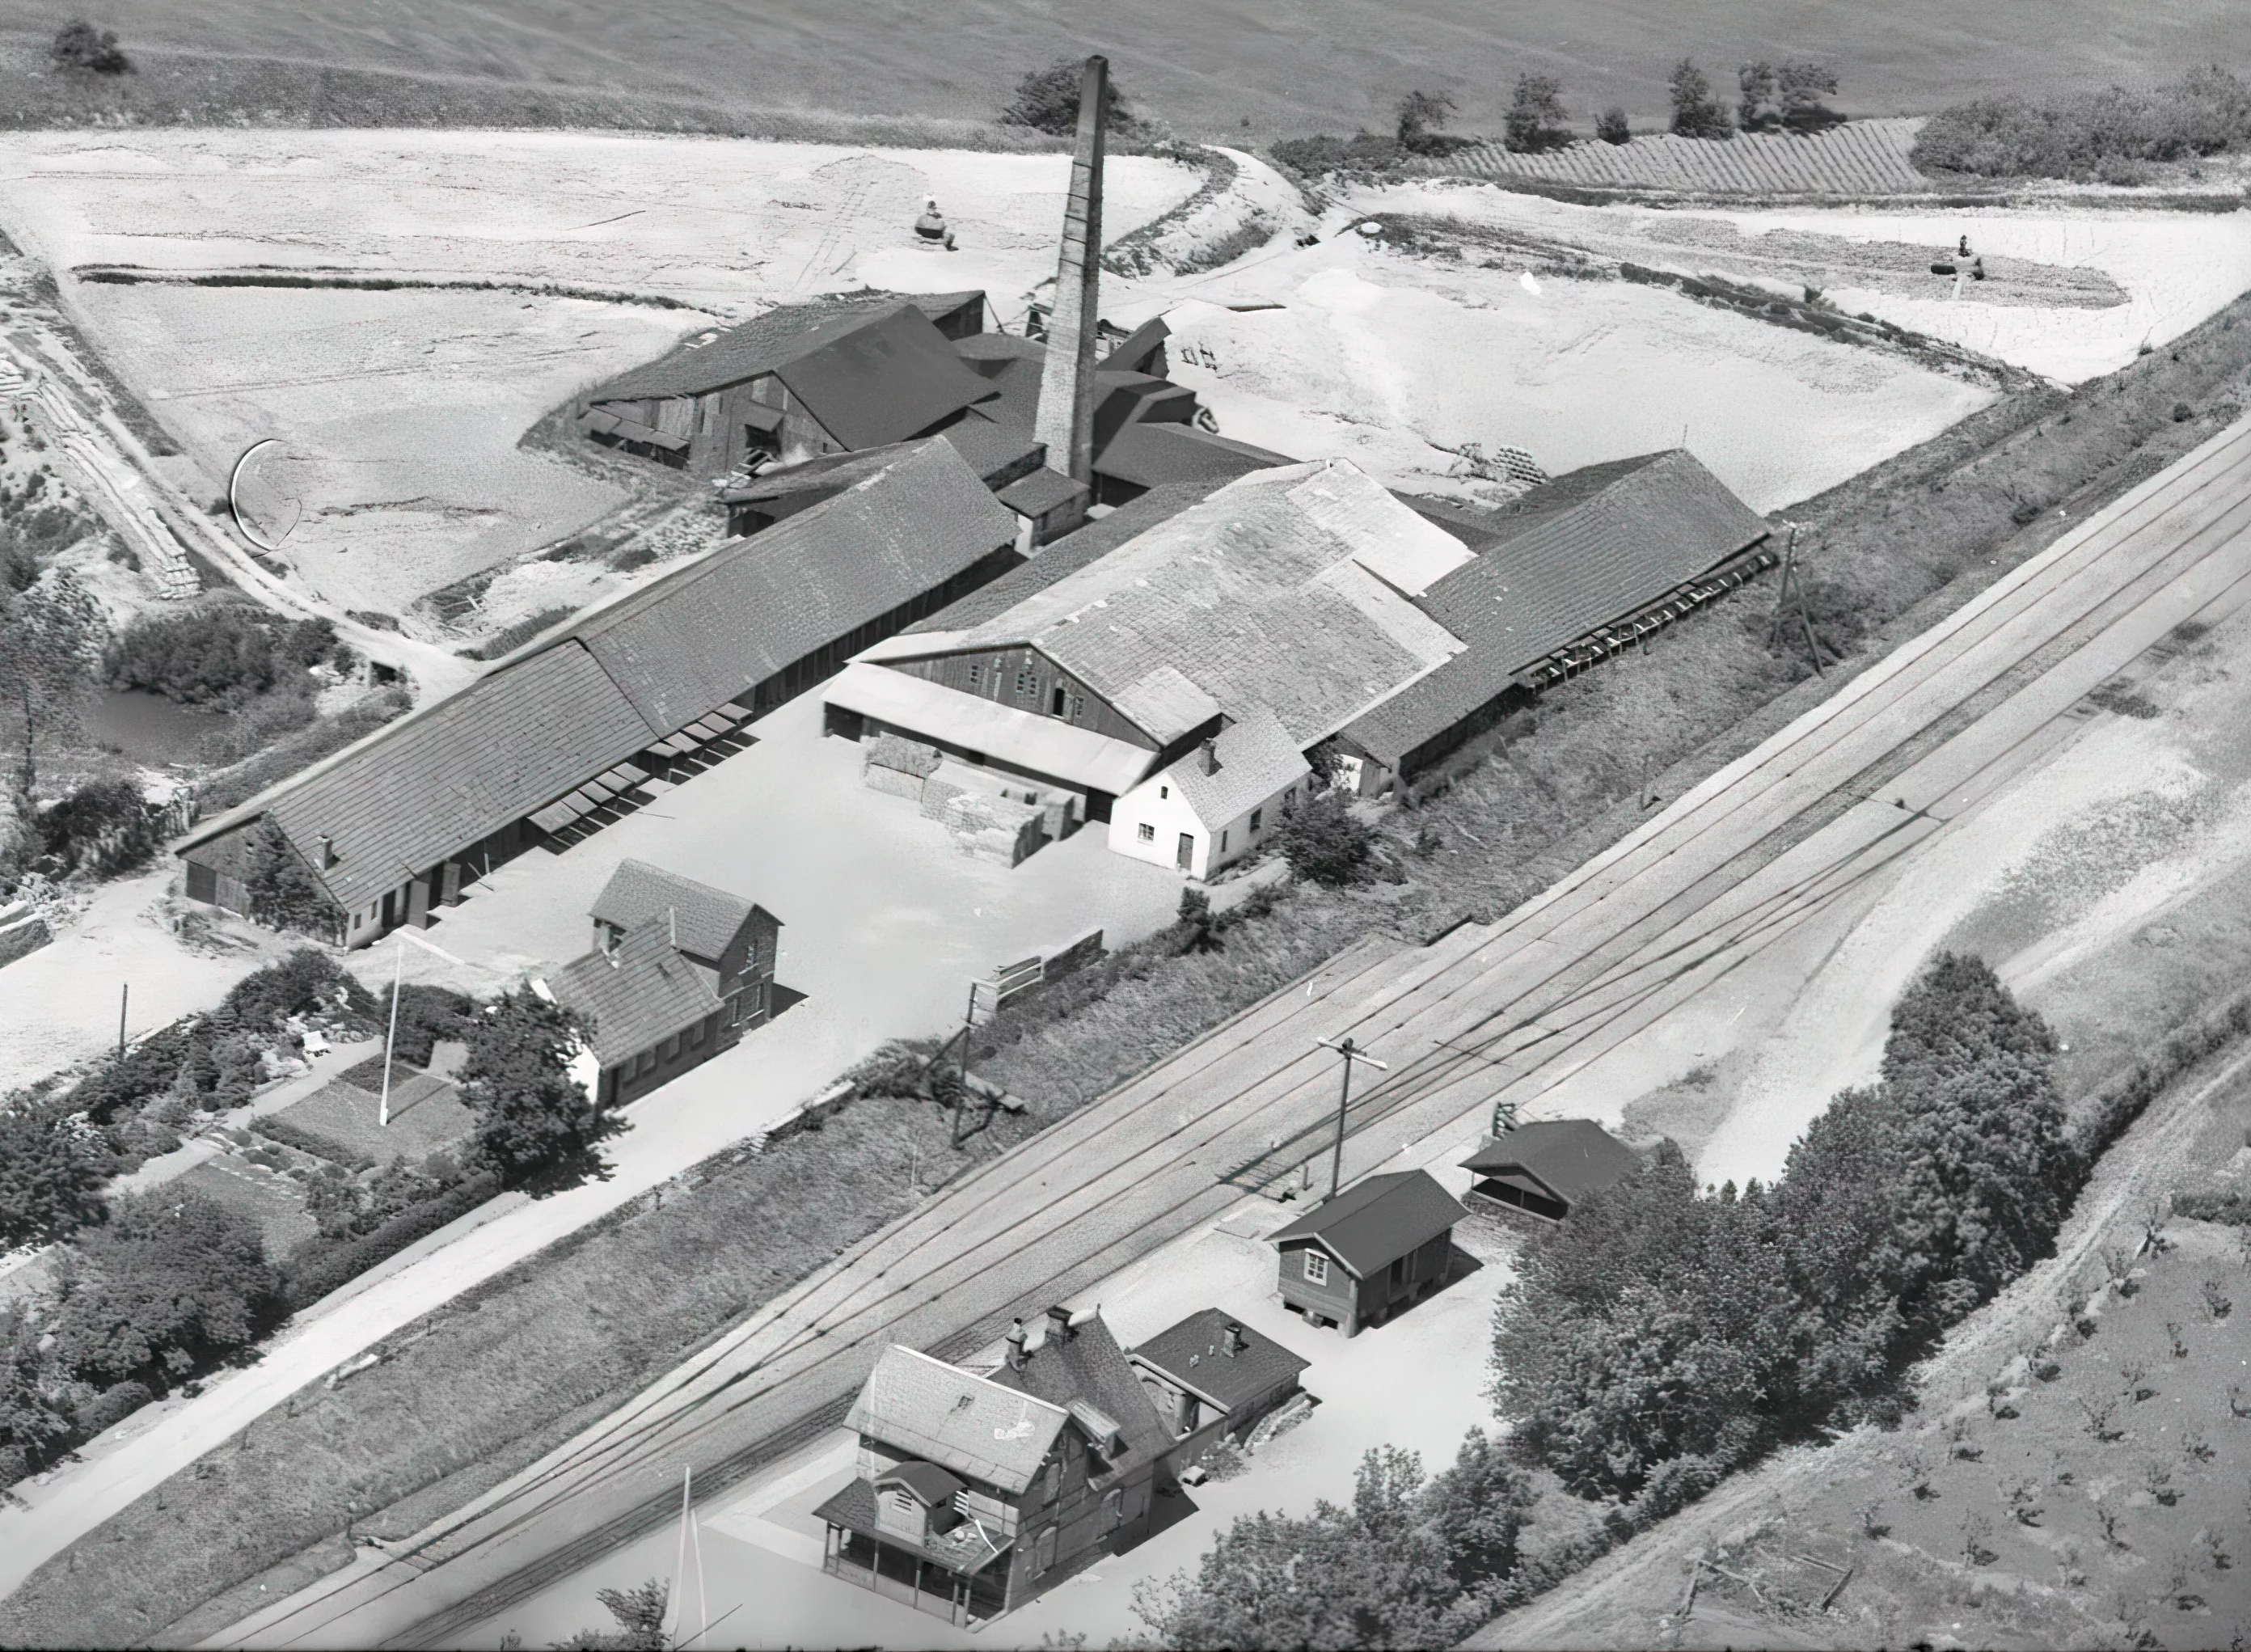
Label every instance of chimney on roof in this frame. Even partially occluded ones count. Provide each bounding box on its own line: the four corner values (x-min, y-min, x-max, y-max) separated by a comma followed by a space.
315, 834, 334, 868
1198, 737, 1219, 775
1005, 1318, 1028, 1371
1045, 1303, 1075, 1346
1223, 1321, 1246, 1358
1031, 56, 1108, 487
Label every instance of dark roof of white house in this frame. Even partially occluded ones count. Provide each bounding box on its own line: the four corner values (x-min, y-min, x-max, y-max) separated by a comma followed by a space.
547, 914, 723, 1067
589, 860, 767, 965
575, 437, 1017, 734
1269, 1168, 1467, 1276
1461, 1119, 1641, 1205
1159, 703, 1310, 824
1345, 450, 1769, 767
589, 290, 984, 403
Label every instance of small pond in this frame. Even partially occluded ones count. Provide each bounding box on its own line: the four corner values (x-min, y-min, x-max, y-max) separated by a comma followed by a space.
83, 687, 237, 766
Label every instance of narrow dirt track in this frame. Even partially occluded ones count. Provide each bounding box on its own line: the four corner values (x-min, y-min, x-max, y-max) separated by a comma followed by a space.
200, 416, 2251, 1650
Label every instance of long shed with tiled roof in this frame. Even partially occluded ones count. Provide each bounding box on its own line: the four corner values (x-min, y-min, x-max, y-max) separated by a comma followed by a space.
178, 441, 1019, 949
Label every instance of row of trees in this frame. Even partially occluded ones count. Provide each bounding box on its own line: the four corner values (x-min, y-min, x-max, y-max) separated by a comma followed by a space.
1912, 65, 2251, 181
1493, 954, 2076, 1505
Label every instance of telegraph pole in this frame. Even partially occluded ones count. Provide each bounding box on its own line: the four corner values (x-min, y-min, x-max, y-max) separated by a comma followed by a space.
117, 982, 128, 1059
1315, 1035, 1388, 1200
378, 936, 403, 1128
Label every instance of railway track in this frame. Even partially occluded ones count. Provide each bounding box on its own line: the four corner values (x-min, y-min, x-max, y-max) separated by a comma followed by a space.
212, 416, 2251, 1650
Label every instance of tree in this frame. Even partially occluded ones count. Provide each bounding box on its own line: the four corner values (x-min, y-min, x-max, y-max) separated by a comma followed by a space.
0, 1101, 109, 1249
48, 1190, 281, 1384
1000, 60, 1136, 135
243, 818, 339, 940
50, 19, 129, 74
1595, 105, 1632, 145
1274, 792, 1372, 886
460, 989, 610, 1185
0, 1304, 73, 1485
553, 1578, 669, 1650
0, 571, 102, 798
1396, 89, 1457, 154
1778, 61, 1841, 127
1737, 61, 1780, 129
1503, 74, 1568, 153
1419, 1428, 1535, 1594
1668, 59, 1734, 139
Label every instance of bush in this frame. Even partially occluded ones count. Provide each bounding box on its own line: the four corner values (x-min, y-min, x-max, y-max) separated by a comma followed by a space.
243, 818, 339, 939
0, 1101, 109, 1249
73, 1378, 151, 1437
1000, 60, 1136, 136
48, 1191, 283, 1384
1913, 66, 2251, 180
1273, 792, 1373, 885
37, 776, 161, 876
278, 1170, 500, 1309
50, 19, 129, 74
104, 606, 290, 709
1668, 58, 1734, 139
1595, 106, 1631, 145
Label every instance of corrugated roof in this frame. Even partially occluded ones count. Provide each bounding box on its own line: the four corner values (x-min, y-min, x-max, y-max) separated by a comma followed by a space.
186, 641, 658, 913
1157, 703, 1311, 826
591, 290, 982, 402
575, 438, 1017, 735
902, 482, 1218, 636
1462, 1119, 1641, 1205
945, 459, 1467, 747
1093, 422, 1292, 491
1128, 1308, 1309, 1415
1346, 450, 1768, 767
771, 303, 995, 450
824, 661, 1156, 796
849, 1346, 1070, 1494
1269, 1168, 1467, 1277
588, 859, 762, 965
547, 915, 722, 1067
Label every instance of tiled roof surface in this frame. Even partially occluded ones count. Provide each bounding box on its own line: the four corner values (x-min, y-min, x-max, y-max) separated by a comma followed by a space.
1269, 1168, 1467, 1277
588, 859, 760, 965
1111, 663, 1221, 745
995, 466, 1089, 518
849, 1346, 1069, 1494
1462, 1119, 1641, 1204
938, 414, 1045, 483
547, 915, 722, 1067
1345, 450, 1768, 767
773, 303, 995, 450
590, 290, 982, 402
1128, 1308, 1310, 1414
987, 1313, 1172, 1473
1092, 420, 1292, 491
902, 482, 1218, 635
574, 438, 1017, 735
949, 460, 1465, 746
221, 641, 657, 912
1161, 703, 1311, 826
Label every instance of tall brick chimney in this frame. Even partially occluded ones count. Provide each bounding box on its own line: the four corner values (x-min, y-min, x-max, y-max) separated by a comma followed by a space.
1033, 56, 1108, 486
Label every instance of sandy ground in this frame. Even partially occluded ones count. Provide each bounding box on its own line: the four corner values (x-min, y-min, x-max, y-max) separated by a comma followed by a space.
0, 868, 292, 1092
471, 1164, 1514, 1651
1140, 234, 1994, 514
1519, 561, 2251, 1191
0, 130, 1203, 615
1350, 178, 2251, 385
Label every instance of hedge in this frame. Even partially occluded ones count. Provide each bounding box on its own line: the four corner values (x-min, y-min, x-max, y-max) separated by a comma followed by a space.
279, 1172, 502, 1310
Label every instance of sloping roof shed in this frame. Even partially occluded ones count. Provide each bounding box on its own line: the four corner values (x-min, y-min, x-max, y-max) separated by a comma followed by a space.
590, 290, 983, 402
1269, 1168, 1468, 1277
1461, 1119, 1641, 1207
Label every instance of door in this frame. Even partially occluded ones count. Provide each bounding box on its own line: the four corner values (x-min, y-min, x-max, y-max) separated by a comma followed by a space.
1176, 832, 1195, 872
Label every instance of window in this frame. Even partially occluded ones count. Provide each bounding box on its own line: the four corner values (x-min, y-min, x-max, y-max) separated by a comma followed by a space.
1219, 830, 1228, 851
1016, 668, 1034, 699
1068, 693, 1084, 722
660, 1033, 680, 1061
968, 662, 982, 691
1099, 1488, 1123, 1536
1159, 784, 1169, 800
1043, 1459, 1061, 1503
689, 1019, 707, 1048
1251, 807, 1263, 832
1303, 1251, 1328, 1286
1389, 1255, 1406, 1290
1050, 685, 1067, 716
1138, 822, 1155, 843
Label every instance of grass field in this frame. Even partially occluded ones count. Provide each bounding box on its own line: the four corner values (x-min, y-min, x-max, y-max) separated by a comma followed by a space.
264, 1073, 475, 1167
0, 3, 2243, 144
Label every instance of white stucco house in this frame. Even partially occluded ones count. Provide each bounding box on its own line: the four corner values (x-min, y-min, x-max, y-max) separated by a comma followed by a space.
1108, 704, 1312, 880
